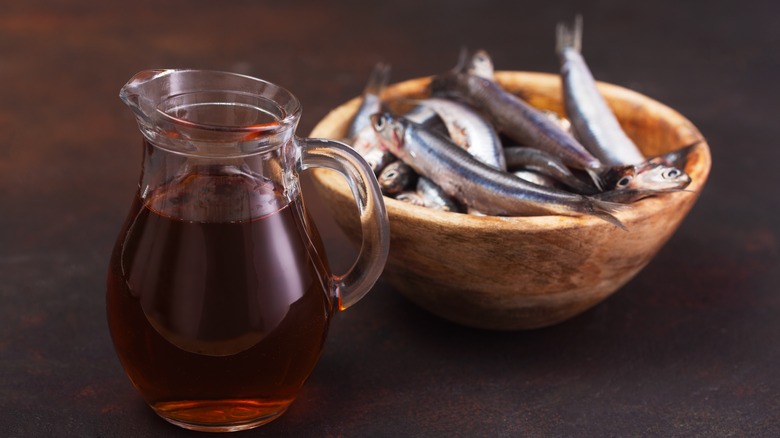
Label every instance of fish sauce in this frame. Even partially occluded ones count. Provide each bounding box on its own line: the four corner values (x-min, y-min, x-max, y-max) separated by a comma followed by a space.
106, 168, 332, 430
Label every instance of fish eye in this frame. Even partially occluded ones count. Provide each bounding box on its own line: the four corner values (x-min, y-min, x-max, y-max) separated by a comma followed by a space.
617, 176, 632, 187
372, 114, 385, 131
664, 168, 681, 178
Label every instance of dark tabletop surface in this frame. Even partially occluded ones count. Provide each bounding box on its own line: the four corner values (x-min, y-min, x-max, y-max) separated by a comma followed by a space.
2, 1, 778, 436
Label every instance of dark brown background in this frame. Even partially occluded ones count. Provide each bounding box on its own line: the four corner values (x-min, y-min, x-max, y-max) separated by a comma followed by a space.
1, 1, 778, 436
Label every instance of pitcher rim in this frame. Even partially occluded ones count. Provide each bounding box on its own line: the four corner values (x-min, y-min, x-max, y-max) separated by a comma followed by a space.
120, 69, 303, 134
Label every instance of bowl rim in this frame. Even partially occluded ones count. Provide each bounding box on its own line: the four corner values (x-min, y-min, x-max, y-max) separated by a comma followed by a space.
310, 70, 711, 233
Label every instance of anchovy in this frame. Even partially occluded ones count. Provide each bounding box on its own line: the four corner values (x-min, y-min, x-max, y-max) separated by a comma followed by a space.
378, 160, 416, 195
371, 112, 624, 228
557, 17, 645, 165
416, 177, 463, 212
504, 146, 597, 194
346, 62, 391, 140
414, 97, 506, 170
430, 49, 606, 187
504, 143, 693, 198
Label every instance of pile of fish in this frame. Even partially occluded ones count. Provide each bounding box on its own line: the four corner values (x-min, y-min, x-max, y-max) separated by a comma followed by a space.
343, 17, 694, 229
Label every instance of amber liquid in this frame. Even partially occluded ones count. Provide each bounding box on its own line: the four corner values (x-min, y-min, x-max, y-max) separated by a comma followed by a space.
107, 169, 332, 431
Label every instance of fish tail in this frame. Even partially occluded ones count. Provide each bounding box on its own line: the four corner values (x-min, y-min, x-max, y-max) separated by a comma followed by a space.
454, 47, 470, 74
556, 15, 583, 54
430, 49, 469, 96
585, 197, 627, 230
364, 62, 391, 95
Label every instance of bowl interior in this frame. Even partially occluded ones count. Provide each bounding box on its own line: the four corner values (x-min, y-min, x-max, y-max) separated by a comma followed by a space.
311, 71, 710, 231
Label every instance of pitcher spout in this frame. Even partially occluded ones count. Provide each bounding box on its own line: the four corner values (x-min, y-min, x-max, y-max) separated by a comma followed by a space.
119, 69, 176, 123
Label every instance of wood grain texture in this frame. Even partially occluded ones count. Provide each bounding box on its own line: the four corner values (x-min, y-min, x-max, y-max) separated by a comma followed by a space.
310, 72, 711, 330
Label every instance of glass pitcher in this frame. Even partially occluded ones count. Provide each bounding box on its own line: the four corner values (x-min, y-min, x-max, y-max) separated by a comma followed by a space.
106, 69, 390, 432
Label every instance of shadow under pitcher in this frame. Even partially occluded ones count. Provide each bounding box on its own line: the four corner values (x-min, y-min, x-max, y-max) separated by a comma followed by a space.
107, 70, 390, 432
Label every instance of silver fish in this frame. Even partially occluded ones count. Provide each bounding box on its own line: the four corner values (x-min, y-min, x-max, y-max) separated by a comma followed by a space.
430, 49, 606, 187
557, 16, 645, 165
346, 62, 391, 140
371, 112, 624, 228
416, 177, 463, 212
378, 160, 416, 195
414, 97, 506, 170
504, 146, 597, 194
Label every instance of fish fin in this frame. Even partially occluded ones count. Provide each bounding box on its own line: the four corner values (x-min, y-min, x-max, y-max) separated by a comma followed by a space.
467, 49, 495, 79
585, 167, 605, 191
363, 62, 391, 96
556, 15, 583, 54
586, 197, 627, 230
653, 138, 704, 168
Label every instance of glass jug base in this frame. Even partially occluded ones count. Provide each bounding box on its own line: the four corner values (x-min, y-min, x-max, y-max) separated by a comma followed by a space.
153, 398, 292, 432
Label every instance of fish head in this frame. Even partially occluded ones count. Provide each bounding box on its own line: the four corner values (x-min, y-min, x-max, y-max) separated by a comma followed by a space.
636, 161, 691, 190
609, 161, 691, 191
601, 164, 638, 190
370, 112, 407, 158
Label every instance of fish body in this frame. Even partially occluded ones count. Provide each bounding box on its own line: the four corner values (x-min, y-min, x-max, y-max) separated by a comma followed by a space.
416, 177, 463, 212
371, 112, 624, 228
512, 169, 564, 189
431, 49, 605, 186
504, 146, 597, 194
415, 97, 506, 170
557, 17, 645, 165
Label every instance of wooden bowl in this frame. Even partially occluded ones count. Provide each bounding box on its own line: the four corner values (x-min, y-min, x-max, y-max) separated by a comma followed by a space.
309, 71, 711, 330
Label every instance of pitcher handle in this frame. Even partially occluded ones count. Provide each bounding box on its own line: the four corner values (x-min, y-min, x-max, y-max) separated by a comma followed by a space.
299, 138, 390, 310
